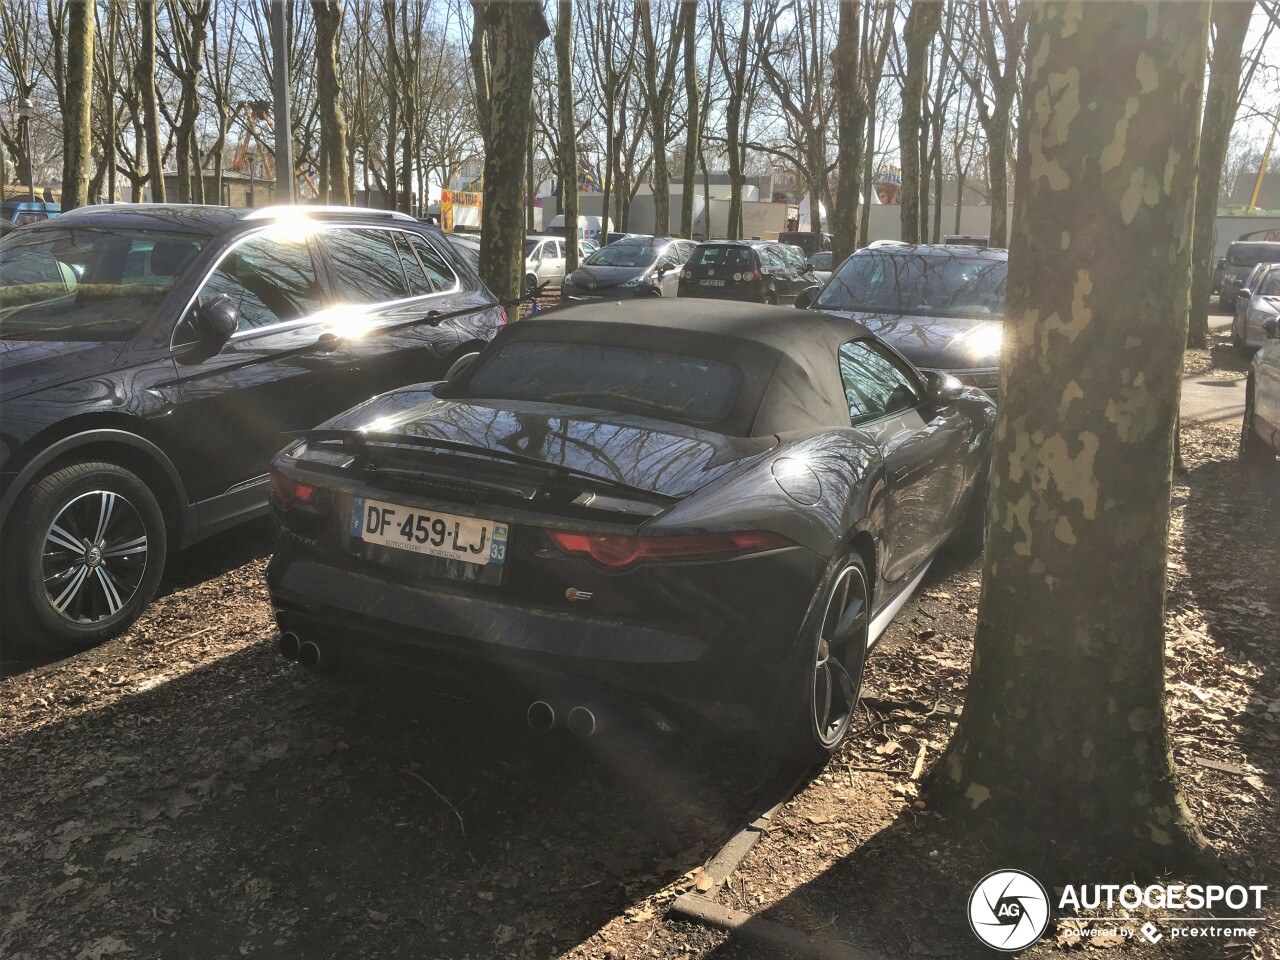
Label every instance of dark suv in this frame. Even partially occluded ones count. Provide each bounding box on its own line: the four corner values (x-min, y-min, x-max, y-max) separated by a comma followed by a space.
0, 204, 504, 651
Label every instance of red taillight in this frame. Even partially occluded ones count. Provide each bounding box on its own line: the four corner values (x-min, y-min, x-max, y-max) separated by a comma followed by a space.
269, 468, 317, 509
497, 305, 509, 327
545, 529, 792, 570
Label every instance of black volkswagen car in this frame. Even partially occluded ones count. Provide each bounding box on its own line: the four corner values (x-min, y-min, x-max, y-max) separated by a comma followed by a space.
679, 240, 818, 305
266, 300, 994, 759
805, 244, 1007, 399
0, 204, 504, 652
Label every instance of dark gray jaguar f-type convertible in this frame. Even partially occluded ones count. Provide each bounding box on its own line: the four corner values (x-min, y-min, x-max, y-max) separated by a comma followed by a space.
266, 300, 994, 759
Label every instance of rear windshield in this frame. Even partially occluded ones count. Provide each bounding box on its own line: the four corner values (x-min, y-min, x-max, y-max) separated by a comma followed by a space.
0, 227, 204, 341
691, 245, 755, 269
583, 243, 659, 268
464, 340, 742, 424
816, 251, 1006, 318
1227, 244, 1280, 268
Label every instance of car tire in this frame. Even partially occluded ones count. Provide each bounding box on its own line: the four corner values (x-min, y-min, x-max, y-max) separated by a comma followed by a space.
524, 274, 538, 299
1240, 378, 1274, 467
2, 462, 167, 653
775, 553, 870, 763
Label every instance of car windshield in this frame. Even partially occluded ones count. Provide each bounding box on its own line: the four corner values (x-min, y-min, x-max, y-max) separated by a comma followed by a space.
0, 228, 204, 341
1228, 245, 1280, 268
810, 252, 833, 270
1259, 271, 1280, 297
464, 339, 742, 424
583, 243, 659, 268
815, 251, 1007, 318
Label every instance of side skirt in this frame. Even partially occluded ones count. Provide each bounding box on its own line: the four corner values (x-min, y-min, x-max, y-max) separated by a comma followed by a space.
867, 558, 933, 648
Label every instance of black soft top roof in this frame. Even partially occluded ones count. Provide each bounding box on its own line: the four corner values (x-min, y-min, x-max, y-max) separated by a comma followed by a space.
489, 299, 870, 437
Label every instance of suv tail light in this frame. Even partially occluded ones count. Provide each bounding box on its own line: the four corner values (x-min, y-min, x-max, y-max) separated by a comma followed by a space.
269, 468, 317, 510
545, 529, 792, 570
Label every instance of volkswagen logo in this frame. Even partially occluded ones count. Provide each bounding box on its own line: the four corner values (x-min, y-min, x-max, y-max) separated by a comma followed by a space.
968, 869, 1050, 951
708, 268, 715, 276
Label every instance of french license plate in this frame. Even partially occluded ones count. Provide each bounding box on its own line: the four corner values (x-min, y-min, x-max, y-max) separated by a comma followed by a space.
700, 279, 726, 286
350, 497, 508, 566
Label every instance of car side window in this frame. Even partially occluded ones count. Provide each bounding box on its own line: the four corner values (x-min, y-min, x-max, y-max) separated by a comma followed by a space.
838, 340, 921, 426
404, 233, 458, 292
393, 232, 431, 293
196, 235, 324, 333
759, 245, 785, 272
321, 228, 412, 304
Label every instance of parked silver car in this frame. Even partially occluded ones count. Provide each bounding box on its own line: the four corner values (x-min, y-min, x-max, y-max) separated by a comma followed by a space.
1242, 316, 1280, 467
524, 236, 591, 297
1232, 261, 1280, 354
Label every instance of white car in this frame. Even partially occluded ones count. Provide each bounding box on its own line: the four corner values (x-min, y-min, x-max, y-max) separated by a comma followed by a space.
523, 235, 592, 297
1232, 261, 1280, 354
1241, 315, 1280, 466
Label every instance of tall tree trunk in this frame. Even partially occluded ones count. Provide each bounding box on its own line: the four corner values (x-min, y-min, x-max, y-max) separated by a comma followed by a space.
556, 0, 578, 270
831, 0, 864, 265
986, 92, 1013, 247
679, 0, 699, 239
1188, 0, 1253, 348
313, 0, 352, 204
725, 0, 750, 240
931, 0, 1211, 869
139, 0, 164, 201
470, 0, 549, 304
898, 0, 939, 244
62, 0, 94, 211
526, 96, 536, 233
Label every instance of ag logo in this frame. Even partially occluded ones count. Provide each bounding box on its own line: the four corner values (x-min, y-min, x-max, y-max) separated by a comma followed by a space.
968, 869, 1050, 951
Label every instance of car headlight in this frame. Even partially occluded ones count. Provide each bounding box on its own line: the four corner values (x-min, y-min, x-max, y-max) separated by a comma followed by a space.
621, 275, 652, 288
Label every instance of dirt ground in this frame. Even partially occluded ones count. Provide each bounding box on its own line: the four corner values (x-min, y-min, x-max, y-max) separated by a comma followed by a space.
2, 321, 1277, 960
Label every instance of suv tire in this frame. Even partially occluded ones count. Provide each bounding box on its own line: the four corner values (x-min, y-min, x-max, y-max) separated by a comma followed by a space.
3, 462, 167, 652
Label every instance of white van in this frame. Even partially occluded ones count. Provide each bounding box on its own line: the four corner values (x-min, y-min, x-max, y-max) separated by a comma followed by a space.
547, 214, 614, 242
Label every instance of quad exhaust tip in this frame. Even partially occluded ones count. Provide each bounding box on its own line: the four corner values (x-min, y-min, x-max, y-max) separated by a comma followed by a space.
297, 640, 328, 671
567, 704, 602, 739
278, 631, 301, 662
526, 700, 557, 732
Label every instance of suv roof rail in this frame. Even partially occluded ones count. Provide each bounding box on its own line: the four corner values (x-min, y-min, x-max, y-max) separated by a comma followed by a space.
241, 205, 416, 222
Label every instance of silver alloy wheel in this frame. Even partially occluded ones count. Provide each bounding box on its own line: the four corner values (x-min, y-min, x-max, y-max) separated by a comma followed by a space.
42, 490, 148, 624
813, 562, 870, 747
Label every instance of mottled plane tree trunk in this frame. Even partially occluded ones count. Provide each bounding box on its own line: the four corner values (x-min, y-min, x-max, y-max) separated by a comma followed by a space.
831, 0, 864, 266
898, 0, 940, 245
639, 0, 684, 239
61, 0, 94, 210
556, 0, 578, 271
1187, 1, 1253, 349
312, 0, 352, 204
931, 1, 1212, 869
470, 0, 549, 307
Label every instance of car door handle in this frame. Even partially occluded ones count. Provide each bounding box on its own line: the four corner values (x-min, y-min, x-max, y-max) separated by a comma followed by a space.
315, 332, 342, 351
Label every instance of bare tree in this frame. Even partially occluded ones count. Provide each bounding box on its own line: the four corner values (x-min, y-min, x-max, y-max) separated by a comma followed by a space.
470, 0, 549, 304
710, 0, 754, 238
312, 0, 351, 203
139, 0, 165, 199
679, 0, 701, 239
555, 0, 578, 268
830, 0, 865, 264
1188, 1, 1254, 349
899, 0, 941, 244
639, 0, 685, 237
61, 0, 94, 210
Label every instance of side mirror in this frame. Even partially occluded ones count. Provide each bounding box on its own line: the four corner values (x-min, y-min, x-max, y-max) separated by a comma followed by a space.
1264, 318, 1279, 340
927, 371, 965, 406
192, 294, 238, 350
794, 286, 819, 310
1238, 289, 1252, 300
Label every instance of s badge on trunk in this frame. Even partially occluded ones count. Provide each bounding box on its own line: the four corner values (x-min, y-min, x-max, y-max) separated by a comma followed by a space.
565, 587, 594, 602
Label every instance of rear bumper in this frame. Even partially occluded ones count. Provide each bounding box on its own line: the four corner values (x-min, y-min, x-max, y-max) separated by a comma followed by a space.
266, 539, 826, 718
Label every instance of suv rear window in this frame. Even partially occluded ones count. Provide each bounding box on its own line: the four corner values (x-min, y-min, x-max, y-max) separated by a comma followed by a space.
463, 340, 742, 424
1227, 243, 1280, 268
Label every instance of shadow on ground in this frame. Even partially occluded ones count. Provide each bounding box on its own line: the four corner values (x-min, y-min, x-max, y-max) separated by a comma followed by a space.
0, 638, 779, 959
